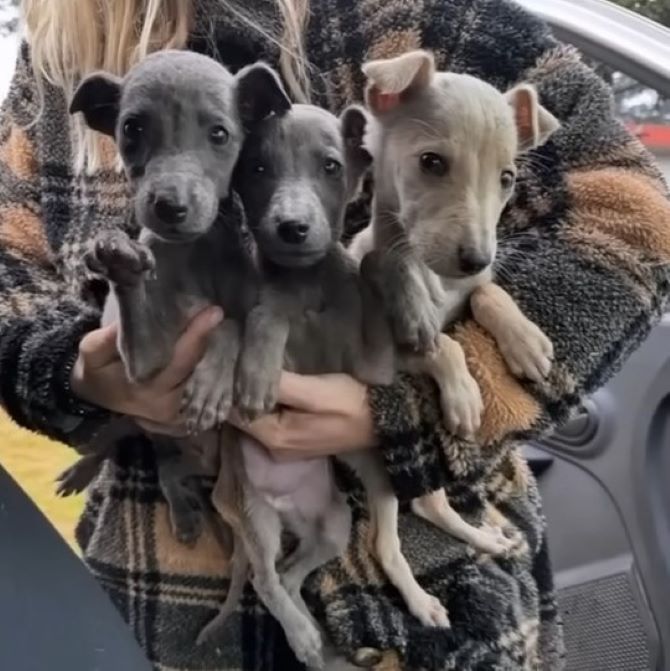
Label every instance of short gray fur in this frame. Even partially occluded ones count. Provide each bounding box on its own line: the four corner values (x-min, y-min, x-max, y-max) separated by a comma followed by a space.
58, 49, 292, 545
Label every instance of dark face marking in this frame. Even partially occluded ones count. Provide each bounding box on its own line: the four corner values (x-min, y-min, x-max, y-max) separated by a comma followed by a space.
235, 106, 350, 268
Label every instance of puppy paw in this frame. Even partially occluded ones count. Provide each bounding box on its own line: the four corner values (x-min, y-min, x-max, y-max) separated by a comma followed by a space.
165, 480, 205, 547
393, 303, 441, 353
361, 251, 442, 353
197, 614, 227, 647
85, 231, 155, 287
55, 456, 101, 497
407, 591, 450, 629
439, 368, 483, 438
287, 622, 324, 671
55, 465, 86, 497
182, 376, 234, 434
497, 318, 553, 383
468, 524, 516, 557
235, 368, 279, 421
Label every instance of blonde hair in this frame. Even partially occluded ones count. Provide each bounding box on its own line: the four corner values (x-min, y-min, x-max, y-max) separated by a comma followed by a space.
22, 0, 311, 172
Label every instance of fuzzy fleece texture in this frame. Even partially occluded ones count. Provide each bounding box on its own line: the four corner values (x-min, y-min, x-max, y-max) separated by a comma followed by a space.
1, 0, 669, 669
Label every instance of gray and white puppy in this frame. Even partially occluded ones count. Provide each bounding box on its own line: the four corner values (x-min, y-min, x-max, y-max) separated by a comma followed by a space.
59, 50, 290, 544
197, 103, 391, 670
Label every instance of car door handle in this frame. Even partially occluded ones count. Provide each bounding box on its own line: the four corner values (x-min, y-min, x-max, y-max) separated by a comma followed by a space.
522, 444, 555, 477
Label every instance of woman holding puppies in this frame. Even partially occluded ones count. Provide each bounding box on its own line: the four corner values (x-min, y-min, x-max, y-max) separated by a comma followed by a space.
1, 0, 669, 669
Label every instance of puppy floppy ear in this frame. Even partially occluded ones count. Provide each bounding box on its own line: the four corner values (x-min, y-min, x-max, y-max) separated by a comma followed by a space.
340, 105, 372, 197
70, 72, 122, 137
363, 49, 435, 115
505, 83, 560, 151
235, 63, 292, 127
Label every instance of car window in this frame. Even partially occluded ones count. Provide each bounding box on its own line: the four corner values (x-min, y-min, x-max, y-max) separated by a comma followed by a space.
581, 53, 670, 181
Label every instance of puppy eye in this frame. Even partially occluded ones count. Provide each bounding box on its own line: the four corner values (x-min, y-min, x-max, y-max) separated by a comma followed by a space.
500, 169, 516, 190
419, 152, 448, 177
122, 118, 143, 144
324, 158, 342, 176
210, 125, 229, 146
253, 163, 266, 175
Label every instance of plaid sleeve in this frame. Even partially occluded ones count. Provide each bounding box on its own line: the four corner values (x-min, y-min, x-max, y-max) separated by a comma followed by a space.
366, 2, 670, 502
0, 43, 111, 446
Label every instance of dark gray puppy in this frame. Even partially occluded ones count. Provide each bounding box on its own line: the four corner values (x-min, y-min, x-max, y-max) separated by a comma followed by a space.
197, 103, 392, 670
57, 50, 290, 545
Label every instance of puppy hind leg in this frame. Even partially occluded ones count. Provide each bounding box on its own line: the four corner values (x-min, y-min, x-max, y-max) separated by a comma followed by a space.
197, 539, 250, 645
155, 438, 207, 547
411, 489, 514, 556
281, 498, 352, 600
373, 492, 450, 628
246, 493, 325, 670
343, 451, 449, 628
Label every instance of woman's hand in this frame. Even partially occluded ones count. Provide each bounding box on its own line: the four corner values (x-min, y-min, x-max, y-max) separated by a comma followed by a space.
231, 372, 377, 460
70, 307, 223, 435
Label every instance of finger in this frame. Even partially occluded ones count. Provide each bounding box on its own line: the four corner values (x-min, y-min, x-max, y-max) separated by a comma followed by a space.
232, 409, 332, 458
229, 409, 280, 438
78, 324, 119, 368
157, 306, 223, 389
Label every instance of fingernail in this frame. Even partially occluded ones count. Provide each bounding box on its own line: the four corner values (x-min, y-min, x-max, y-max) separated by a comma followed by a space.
208, 307, 224, 327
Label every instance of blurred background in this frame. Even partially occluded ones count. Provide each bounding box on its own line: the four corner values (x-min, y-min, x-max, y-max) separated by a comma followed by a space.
0, 0, 669, 551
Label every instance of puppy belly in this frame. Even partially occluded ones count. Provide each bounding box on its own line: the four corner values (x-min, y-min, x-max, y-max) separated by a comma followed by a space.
240, 436, 334, 515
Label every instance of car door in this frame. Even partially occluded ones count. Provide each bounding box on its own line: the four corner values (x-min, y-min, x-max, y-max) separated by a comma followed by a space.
517, 2, 670, 669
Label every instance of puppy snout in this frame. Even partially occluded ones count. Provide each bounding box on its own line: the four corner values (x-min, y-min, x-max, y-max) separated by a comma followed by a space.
458, 247, 491, 275
276, 219, 310, 245
154, 197, 188, 225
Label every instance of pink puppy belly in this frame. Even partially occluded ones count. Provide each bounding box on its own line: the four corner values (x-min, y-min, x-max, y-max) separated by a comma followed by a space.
240, 436, 335, 515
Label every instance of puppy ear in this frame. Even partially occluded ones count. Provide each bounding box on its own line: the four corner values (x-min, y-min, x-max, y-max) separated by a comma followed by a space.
70, 72, 122, 137
235, 63, 292, 127
505, 83, 560, 151
340, 105, 372, 197
362, 50, 435, 116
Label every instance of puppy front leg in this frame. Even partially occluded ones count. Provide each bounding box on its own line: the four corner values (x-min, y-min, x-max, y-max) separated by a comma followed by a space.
113, 278, 180, 383
470, 282, 553, 382
403, 333, 483, 438
361, 250, 441, 353
182, 318, 241, 434
86, 230, 178, 382
235, 302, 290, 420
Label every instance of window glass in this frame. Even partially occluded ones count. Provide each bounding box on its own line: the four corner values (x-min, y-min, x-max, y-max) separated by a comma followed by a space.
582, 54, 670, 181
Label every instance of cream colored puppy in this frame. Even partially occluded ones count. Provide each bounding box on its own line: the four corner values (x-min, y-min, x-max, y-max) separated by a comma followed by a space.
346, 49, 559, 626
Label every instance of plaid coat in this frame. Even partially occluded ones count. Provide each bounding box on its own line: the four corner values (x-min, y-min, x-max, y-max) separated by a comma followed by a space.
1, 0, 669, 669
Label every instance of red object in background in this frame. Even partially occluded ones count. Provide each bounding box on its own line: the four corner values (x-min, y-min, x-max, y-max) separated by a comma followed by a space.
626, 121, 670, 153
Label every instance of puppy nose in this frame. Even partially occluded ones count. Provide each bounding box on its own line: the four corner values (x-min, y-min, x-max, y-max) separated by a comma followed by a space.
458, 247, 491, 275
154, 197, 188, 225
277, 220, 309, 244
